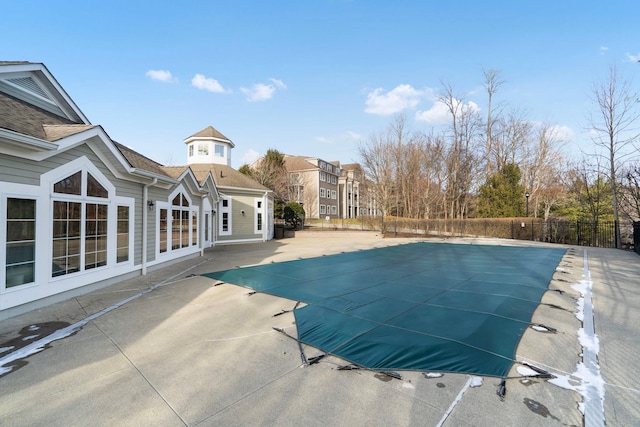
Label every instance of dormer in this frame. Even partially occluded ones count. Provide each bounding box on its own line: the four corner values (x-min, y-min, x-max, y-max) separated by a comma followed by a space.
184, 126, 234, 166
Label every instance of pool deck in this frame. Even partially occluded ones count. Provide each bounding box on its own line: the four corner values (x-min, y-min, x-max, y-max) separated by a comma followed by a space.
0, 231, 638, 426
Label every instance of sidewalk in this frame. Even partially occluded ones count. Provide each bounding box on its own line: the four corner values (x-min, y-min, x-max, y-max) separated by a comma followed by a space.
0, 233, 638, 426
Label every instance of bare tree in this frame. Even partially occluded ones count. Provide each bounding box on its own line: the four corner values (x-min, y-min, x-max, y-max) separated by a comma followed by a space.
482, 68, 505, 179
619, 161, 640, 222
524, 123, 566, 218
439, 82, 482, 219
358, 127, 396, 216
589, 64, 640, 247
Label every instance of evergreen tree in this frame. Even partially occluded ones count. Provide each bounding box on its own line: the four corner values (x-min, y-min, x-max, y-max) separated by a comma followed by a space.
476, 163, 525, 217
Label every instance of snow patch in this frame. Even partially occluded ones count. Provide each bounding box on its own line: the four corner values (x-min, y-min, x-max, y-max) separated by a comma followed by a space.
0, 346, 15, 353
21, 335, 39, 341
402, 381, 415, 390
578, 328, 600, 354
549, 362, 606, 415
469, 376, 483, 388
517, 366, 540, 377
423, 372, 443, 378
531, 325, 550, 332
27, 325, 39, 331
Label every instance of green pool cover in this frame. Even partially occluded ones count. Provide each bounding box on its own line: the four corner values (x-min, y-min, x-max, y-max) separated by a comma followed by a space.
203, 242, 565, 377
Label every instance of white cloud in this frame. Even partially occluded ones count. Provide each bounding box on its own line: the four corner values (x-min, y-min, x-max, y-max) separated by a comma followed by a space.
269, 78, 287, 89
241, 83, 275, 102
146, 69, 175, 82
238, 149, 260, 166
626, 52, 640, 62
415, 99, 480, 124
346, 131, 361, 140
364, 84, 428, 115
549, 124, 574, 142
191, 73, 227, 93
241, 78, 286, 102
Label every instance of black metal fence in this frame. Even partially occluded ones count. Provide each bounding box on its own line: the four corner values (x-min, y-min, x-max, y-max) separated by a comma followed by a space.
307, 216, 629, 249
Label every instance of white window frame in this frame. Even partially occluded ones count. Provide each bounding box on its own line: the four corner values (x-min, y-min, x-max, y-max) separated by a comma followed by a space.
319, 171, 326, 182
319, 205, 326, 214
214, 144, 225, 157
254, 198, 264, 234
320, 188, 326, 198
219, 196, 232, 236
331, 190, 337, 199
156, 186, 198, 255
1, 194, 38, 292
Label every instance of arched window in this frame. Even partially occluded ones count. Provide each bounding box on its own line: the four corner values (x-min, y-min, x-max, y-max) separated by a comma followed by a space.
52, 171, 109, 277
159, 191, 197, 253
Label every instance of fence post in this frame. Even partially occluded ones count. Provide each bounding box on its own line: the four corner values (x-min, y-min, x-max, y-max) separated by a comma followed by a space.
531, 220, 535, 241
511, 220, 514, 239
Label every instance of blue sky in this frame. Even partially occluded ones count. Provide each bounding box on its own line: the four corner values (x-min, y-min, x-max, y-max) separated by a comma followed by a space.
3, 1, 639, 168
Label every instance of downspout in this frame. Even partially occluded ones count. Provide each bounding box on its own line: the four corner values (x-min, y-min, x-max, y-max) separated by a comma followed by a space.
263, 191, 269, 241
200, 194, 207, 256
142, 178, 157, 276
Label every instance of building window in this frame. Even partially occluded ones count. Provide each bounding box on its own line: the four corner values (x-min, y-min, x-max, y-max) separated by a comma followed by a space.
191, 211, 198, 246
117, 206, 129, 262
84, 203, 108, 270
219, 197, 232, 235
320, 188, 326, 198
215, 144, 225, 157
331, 205, 337, 214
331, 176, 337, 184
331, 190, 337, 199
320, 171, 326, 182
52, 171, 109, 277
222, 212, 229, 232
204, 213, 209, 241
159, 209, 168, 253
52, 201, 82, 277
188, 145, 194, 157
5, 198, 36, 287
255, 199, 263, 234
320, 205, 326, 214
198, 144, 209, 155
171, 193, 190, 250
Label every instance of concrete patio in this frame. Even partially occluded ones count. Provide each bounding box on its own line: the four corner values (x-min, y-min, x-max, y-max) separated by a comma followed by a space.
0, 231, 638, 426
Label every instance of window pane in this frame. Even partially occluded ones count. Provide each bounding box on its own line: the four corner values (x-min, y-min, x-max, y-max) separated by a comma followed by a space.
172, 194, 181, 206
117, 206, 129, 263
87, 173, 108, 198
51, 201, 82, 277
53, 171, 81, 195
222, 212, 228, 231
7, 198, 35, 219
6, 241, 35, 264
191, 211, 197, 246
6, 220, 35, 242
160, 209, 168, 253
6, 263, 35, 287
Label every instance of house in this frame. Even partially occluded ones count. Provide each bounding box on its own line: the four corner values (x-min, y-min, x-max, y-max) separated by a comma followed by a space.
283, 155, 340, 219
0, 61, 271, 319
171, 126, 274, 245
